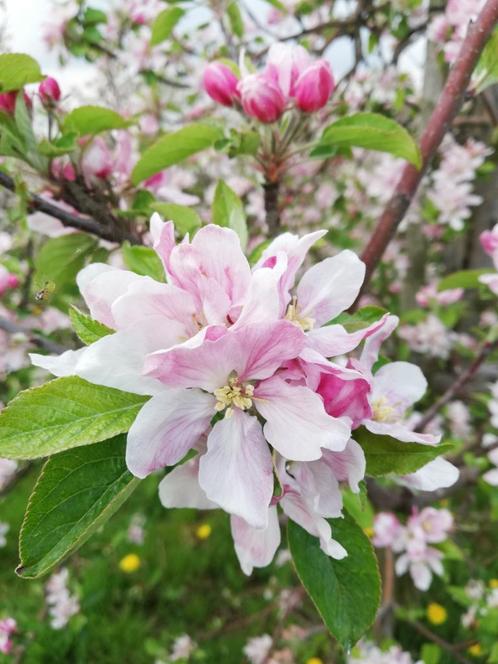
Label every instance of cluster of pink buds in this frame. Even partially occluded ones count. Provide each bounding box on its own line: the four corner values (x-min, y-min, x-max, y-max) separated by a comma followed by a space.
203, 42, 335, 123
0, 266, 20, 297
0, 618, 17, 655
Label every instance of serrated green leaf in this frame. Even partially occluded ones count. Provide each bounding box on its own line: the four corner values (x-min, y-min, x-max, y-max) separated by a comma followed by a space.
226, 1, 244, 38
288, 513, 380, 649
438, 269, 494, 291
0, 53, 43, 91
329, 306, 387, 332
150, 6, 185, 46
355, 427, 454, 476
34, 234, 97, 296
17, 435, 138, 579
151, 203, 202, 235
132, 123, 223, 185
316, 112, 421, 168
212, 180, 248, 250
122, 242, 165, 281
63, 105, 131, 136
0, 377, 146, 460
69, 306, 113, 345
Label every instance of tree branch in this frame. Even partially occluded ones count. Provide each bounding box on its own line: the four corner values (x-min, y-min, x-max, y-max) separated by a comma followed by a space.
263, 179, 281, 237
0, 171, 142, 244
355, 0, 498, 301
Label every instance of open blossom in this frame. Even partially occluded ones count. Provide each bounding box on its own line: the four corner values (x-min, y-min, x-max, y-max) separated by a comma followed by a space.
349, 641, 421, 664
374, 507, 453, 591
31, 217, 456, 574
169, 634, 196, 661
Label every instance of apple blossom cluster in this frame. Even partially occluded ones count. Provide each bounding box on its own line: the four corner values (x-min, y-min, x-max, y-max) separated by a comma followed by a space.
31, 218, 458, 575
349, 641, 421, 664
479, 224, 498, 294
0, 618, 17, 656
373, 507, 453, 591
429, 0, 487, 63
45, 568, 80, 630
203, 43, 335, 123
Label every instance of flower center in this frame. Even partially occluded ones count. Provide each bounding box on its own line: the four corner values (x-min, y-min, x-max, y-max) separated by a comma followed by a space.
371, 396, 399, 423
285, 298, 314, 332
214, 377, 254, 417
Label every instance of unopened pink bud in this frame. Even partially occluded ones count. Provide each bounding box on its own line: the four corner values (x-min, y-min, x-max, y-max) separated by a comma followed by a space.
238, 73, 286, 123
51, 158, 76, 182
39, 76, 61, 104
203, 62, 240, 107
6, 274, 20, 289
0, 91, 17, 114
294, 60, 334, 113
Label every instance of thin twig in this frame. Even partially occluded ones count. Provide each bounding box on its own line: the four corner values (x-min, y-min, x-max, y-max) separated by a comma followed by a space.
0, 315, 65, 354
416, 339, 498, 432
354, 0, 498, 301
399, 614, 473, 664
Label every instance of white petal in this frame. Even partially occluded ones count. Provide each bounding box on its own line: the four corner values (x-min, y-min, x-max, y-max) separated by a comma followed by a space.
372, 361, 427, 408
401, 457, 459, 491
199, 411, 273, 528
231, 506, 281, 575
159, 457, 218, 510
297, 251, 365, 326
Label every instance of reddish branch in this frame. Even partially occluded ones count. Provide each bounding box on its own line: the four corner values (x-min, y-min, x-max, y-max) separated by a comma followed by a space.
356, 0, 498, 299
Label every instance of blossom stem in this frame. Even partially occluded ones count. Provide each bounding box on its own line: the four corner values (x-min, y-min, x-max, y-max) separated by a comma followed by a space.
354, 0, 498, 302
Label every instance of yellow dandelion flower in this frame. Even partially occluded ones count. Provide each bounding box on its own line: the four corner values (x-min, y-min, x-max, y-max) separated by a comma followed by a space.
467, 643, 482, 657
306, 658, 324, 664
427, 602, 447, 625
196, 523, 212, 540
363, 527, 374, 538
489, 579, 498, 589
119, 553, 141, 573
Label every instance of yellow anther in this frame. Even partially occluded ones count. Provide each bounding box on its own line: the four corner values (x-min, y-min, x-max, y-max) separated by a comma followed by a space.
214, 376, 254, 415
371, 396, 398, 423
285, 298, 315, 332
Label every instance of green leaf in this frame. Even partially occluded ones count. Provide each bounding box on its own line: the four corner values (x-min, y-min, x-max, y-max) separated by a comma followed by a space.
122, 242, 165, 281
438, 269, 494, 291
248, 239, 271, 265
39, 132, 78, 156
288, 513, 380, 649
212, 180, 248, 250
0, 53, 43, 91
226, 1, 244, 38
69, 306, 113, 345
261, 0, 286, 10
63, 105, 131, 136
17, 435, 138, 579
34, 233, 97, 294
343, 486, 374, 530
317, 112, 422, 168
131, 123, 223, 185
82, 7, 107, 25
354, 427, 454, 476
330, 306, 387, 332
151, 203, 202, 235
474, 27, 498, 93
0, 377, 147, 460
420, 643, 442, 664
150, 7, 185, 46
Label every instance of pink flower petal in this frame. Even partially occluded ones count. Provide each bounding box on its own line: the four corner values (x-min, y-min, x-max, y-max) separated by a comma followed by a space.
126, 389, 215, 477
231, 506, 281, 575
159, 456, 218, 509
